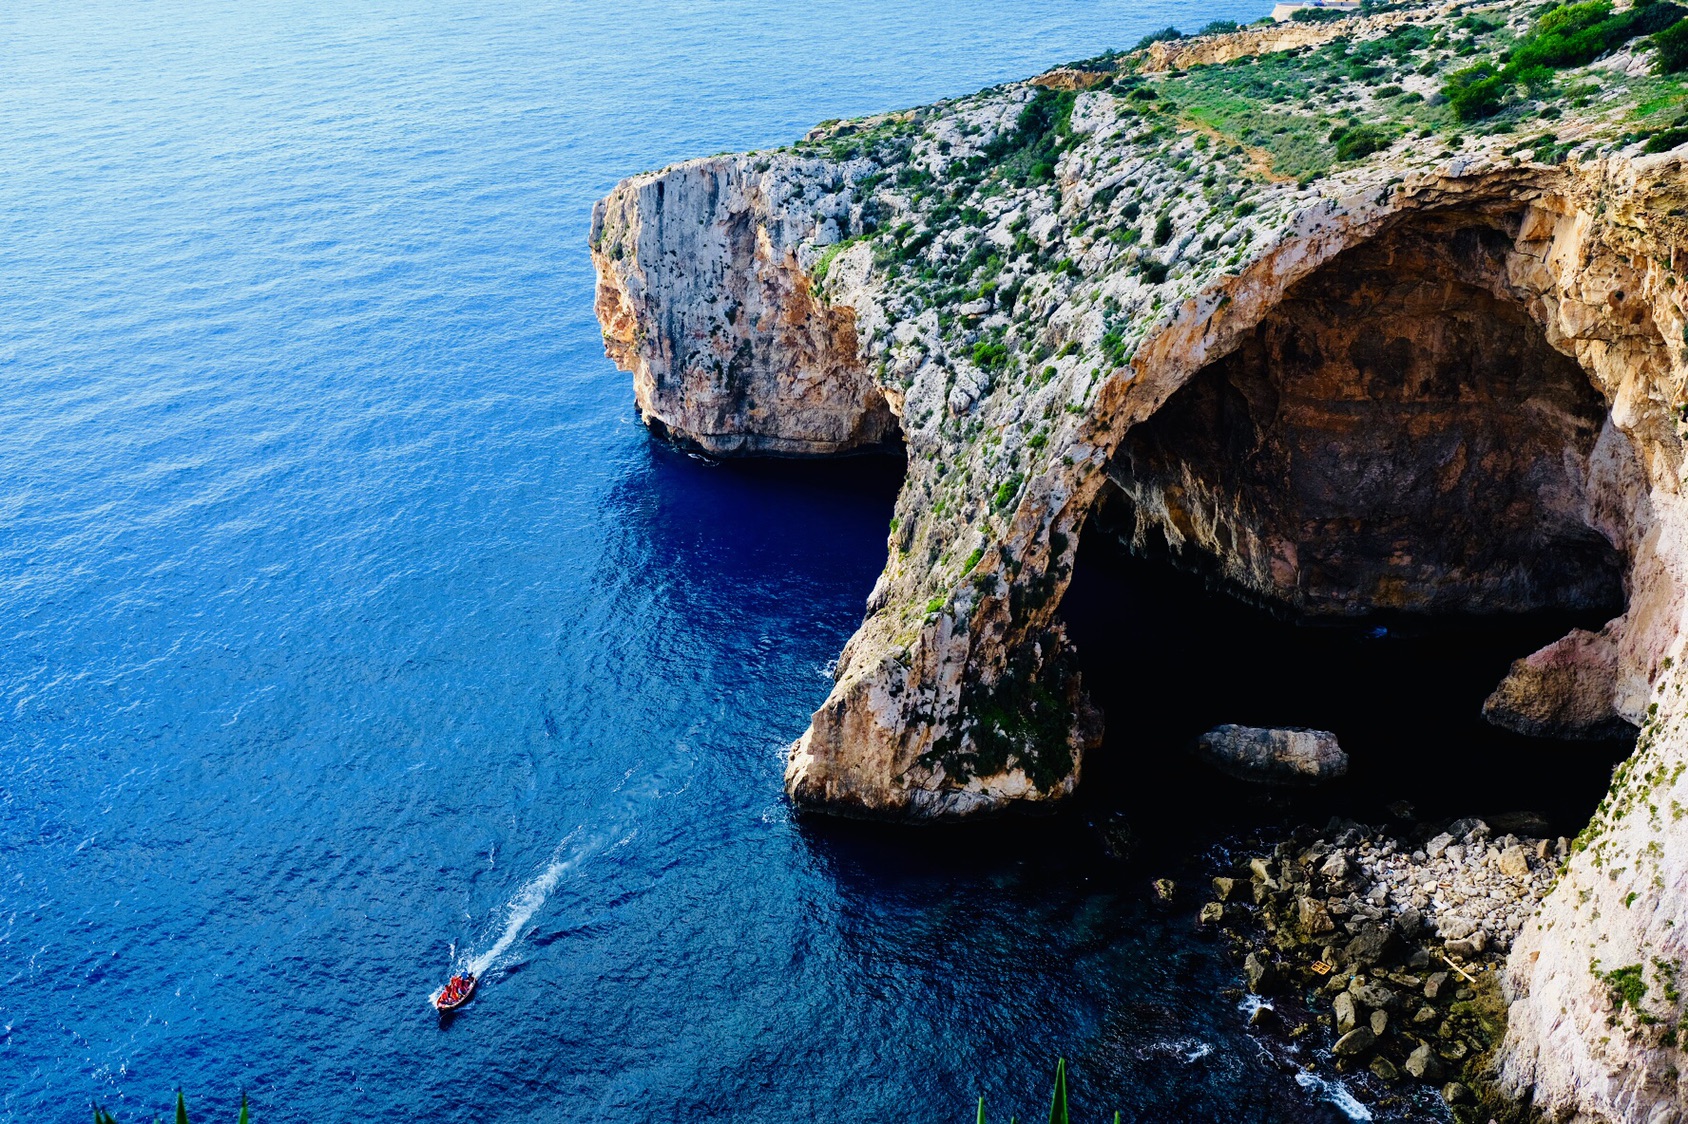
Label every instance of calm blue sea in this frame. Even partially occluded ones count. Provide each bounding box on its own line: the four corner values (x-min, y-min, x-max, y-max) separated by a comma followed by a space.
0, 2, 1390, 1120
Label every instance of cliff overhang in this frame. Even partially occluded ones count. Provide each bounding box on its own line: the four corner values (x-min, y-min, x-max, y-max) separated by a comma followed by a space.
591, 2, 1688, 1118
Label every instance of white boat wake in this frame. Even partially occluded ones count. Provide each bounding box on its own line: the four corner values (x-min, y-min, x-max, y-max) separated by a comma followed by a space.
460, 825, 629, 979
434, 758, 688, 1008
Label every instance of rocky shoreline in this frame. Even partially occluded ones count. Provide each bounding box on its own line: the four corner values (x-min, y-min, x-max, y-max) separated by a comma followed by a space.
1197, 815, 1565, 1121
593, 0, 1688, 1112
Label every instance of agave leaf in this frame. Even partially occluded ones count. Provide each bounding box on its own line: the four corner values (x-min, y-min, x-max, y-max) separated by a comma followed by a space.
1047, 1058, 1068, 1124
175, 1091, 188, 1124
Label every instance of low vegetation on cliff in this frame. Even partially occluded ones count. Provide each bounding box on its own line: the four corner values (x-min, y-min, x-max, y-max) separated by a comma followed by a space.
591, 7, 1688, 1112
752, 0, 1687, 792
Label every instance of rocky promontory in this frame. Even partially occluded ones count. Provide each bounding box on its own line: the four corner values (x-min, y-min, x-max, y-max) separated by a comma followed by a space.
592, 1, 1688, 1118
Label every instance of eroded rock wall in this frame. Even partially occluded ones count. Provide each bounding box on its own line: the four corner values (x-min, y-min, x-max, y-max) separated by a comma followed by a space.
591, 158, 900, 456
1110, 215, 1630, 619
592, 6, 1688, 1117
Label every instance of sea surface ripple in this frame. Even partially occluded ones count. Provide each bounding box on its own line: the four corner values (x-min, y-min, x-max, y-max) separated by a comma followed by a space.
0, 1, 1369, 1119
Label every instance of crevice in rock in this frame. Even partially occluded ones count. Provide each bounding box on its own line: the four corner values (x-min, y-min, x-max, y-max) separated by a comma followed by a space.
1060, 533, 1634, 853
1105, 214, 1629, 623
1070, 211, 1646, 772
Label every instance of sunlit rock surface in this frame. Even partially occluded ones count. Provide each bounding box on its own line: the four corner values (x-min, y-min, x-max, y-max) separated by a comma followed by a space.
593, 3, 1688, 1117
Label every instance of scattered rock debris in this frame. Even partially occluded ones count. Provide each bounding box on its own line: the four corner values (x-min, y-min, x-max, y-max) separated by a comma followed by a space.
1189, 816, 1564, 1122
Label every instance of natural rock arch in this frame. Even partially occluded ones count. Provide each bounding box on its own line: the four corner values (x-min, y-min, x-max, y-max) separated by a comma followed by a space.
782, 170, 1686, 827
595, 144, 1688, 1122
1101, 212, 1632, 625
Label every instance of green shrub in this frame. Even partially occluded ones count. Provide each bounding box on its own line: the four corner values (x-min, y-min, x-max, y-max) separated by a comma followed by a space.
1513, 1, 1615, 68
1444, 62, 1508, 120
1644, 121, 1688, 150
1291, 6, 1348, 22
1200, 19, 1239, 34
1333, 123, 1396, 159
972, 340, 1009, 370
1658, 17, 1688, 71
982, 87, 1079, 186
1511, 0, 1685, 73
1133, 25, 1184, 51
1153, 214, 1174, 244
1440, 0, 1685, 118
1597, 962, 1650, 1015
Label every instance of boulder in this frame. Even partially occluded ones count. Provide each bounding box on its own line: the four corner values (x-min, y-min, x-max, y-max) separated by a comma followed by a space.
1333, 1026, 1378, 1056
1438, 915, 1478, 941
1192, 725, 1349, 784
1448, 817, 1490, 841
1334, 991, 1360, 1034
1344, 923, 1398, 968
1405, 1042, 1443, 1081
1498, 845, 1531, 879
1481, 626, 1635, 740
1369, 1057, 1400, 1083
1244, 951, 1274, 993
1350, 979, 1400, 1011
1445, 934, 1486, 958
1298, 896, 1337, 935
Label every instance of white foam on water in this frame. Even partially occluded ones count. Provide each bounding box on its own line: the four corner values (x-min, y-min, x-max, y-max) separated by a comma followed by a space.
437, 757, 684, 1005
1135, 1036, 1214, 1064
1295, 1071, 1373, 1121
465, 826, 619, 977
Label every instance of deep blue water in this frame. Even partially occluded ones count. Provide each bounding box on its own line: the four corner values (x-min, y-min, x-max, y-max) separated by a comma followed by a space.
0, 2, 1418, 1120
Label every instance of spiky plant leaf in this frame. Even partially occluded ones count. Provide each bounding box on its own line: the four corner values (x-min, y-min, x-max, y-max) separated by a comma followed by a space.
175, 1091, 188, 1124
1047, 1058, 1068, 1124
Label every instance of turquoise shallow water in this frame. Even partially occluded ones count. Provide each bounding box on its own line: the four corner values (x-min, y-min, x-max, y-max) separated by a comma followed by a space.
0, 1, 1411, 1120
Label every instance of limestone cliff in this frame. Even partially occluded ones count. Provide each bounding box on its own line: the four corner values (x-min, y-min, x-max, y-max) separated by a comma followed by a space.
590, 160, 900, 456
593, 0, 1688, 1117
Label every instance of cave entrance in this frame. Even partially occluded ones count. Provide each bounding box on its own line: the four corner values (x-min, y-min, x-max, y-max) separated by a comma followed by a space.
1060, 213, 1637, 853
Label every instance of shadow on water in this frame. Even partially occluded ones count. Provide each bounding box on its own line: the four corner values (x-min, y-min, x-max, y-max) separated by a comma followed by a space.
1062, 531, 1636, 866
615, 437, 1632, 1122
778, 522, 1635, 1122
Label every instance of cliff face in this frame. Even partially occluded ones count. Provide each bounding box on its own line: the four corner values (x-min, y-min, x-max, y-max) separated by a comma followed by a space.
1111, 215, 1630, 618
592, 1, 1688, 1117
590, 160, 900, 456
